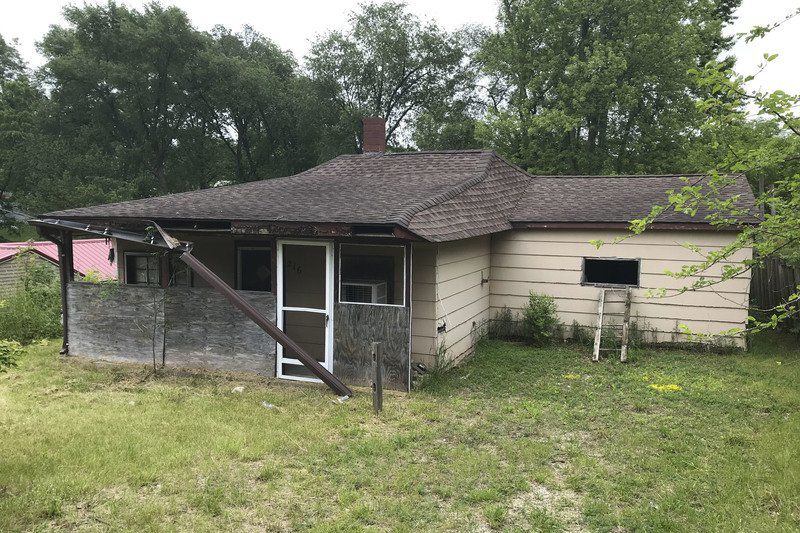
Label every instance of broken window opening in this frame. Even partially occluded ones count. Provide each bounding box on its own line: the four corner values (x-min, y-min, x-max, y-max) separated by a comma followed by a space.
236, 246, 272, 292
583, 258, 640, 287
124, 252, 160, 286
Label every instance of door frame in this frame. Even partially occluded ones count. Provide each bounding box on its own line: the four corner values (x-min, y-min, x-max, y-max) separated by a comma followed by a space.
276, 239, 334, 382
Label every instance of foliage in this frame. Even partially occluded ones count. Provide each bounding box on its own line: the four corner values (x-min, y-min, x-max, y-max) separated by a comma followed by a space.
595, 9, 800, 335
193, 25, 341, 181
306, 1, 475, 148
412, 98, 483, 150
521, 291, 561, 345
0, 253, 62, 343
0, 0, 762, 220
3, 2, 352, 216
79, 269, 111, 284
570, 320, 594, 346
0, 339, 22, 371
487, 306, 523, 340
0, 35, 42, 230
1, 333, 798, 530
476, 0, 740, 174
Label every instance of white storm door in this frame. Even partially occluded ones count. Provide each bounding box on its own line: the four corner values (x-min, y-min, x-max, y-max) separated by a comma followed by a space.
276, 240, 334, 382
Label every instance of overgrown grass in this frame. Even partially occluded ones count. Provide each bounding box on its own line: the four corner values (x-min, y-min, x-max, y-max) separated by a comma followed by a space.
1, 335, 798, 531
0, 254, 62, 343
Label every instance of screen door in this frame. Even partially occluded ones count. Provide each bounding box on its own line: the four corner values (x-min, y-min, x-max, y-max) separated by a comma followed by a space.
276, 241, 333, 381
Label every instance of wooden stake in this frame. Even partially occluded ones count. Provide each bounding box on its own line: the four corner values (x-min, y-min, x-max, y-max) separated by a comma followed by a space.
372, 341, 383, 414
592, 289, 605, 362
620, 288, 632, 362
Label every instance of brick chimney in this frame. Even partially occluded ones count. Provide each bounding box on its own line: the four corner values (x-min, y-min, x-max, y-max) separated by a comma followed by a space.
361, 116, 386, 153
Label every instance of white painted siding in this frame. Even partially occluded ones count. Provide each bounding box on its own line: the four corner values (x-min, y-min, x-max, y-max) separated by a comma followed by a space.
434, 236, 491, 364
490, 229, 751, 347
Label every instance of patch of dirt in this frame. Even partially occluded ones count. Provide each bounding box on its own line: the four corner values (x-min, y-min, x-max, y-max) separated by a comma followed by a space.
507, 475, 586, 532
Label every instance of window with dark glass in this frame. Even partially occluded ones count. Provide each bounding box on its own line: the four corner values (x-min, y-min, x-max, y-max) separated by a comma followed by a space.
125, 253, 160, 286
237, 247, 272, 291
339, 244, 404, 306
169, 255, 192, 287
583, 258, 640, 286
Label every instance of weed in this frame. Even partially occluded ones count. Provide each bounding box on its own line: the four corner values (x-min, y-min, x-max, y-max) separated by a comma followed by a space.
0, 334, 798, 531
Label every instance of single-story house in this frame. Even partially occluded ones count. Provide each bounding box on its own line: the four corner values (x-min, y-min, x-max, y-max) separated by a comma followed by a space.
0, 239, 116, 298
33, 118, 756, 392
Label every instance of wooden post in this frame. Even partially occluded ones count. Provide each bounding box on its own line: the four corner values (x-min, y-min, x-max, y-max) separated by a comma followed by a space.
592, 289, 605, 362
620, 288, 632, 363
372, 341, 383, 414
56, 230, 74, 354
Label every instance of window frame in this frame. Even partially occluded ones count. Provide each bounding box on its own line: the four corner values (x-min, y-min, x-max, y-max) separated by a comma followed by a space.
168, 254, 193, 287
338, 242, 406, 307
123, 252, 161, 286
235, 245, 273, 292
581, 256, 641, 288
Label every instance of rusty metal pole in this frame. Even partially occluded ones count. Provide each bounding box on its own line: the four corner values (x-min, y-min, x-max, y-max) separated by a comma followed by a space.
372, 341, 383, 414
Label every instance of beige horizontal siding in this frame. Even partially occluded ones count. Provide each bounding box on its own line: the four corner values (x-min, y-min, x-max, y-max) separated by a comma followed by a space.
0, 254, 58, 299
0, 258, 24, 299
490, 229, 751, 347
411, 243, 437, 366
435, 236, 491, 364
115, 234, 241, 286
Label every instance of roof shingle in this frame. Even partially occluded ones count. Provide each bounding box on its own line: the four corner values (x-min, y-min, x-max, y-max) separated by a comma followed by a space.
44, 151, 757, 241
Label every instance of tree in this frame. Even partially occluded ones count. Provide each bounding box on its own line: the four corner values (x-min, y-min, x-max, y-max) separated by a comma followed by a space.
603, 9, 800, 334
39, 2, 207, 196
0, 35, 41, 231
306, 1, 473, 149
478, 0, 741, 174
412, 98, 483, 150
16, 3, 340, 215
193, 26, 330, 182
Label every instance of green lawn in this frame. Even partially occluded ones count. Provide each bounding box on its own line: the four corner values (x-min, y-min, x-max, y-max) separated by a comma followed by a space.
1, 336, 798, 532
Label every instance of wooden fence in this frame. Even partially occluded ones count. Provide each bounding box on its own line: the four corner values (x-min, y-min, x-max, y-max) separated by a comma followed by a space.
750, 256, 800, 312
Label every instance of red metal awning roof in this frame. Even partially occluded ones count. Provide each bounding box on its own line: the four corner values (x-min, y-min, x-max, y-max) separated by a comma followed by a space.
0, 238, 116, 279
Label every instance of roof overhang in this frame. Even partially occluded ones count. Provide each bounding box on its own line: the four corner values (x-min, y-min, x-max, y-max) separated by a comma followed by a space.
32, 216, 426, 243
30, 218, 193, 253
509, 221, 750, 232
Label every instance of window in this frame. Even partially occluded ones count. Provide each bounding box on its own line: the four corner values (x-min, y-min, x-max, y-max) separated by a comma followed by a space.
124, 253, 160, 286
168, 255, 192, 287
339, 244, 405, 306
237, 246, 272, 292
583, 258, 640, 286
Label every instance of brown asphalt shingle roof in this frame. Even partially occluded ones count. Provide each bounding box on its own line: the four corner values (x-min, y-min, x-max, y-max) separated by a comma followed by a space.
512, 174, 758, 226
45, 150, 757, 242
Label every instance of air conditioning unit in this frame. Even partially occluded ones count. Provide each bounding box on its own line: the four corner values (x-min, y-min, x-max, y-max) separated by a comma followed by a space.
342, 280, 388, 304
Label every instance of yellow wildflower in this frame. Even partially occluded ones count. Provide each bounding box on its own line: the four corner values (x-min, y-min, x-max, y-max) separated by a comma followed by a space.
649, 383, 682, 392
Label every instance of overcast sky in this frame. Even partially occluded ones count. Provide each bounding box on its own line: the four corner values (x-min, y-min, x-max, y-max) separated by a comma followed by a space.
1, 0, 798, 94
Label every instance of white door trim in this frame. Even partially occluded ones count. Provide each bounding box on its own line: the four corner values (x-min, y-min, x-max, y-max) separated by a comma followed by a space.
276, 240, 334, 382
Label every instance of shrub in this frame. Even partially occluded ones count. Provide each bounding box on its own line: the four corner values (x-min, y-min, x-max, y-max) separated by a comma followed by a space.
0, 254, 62, 343
0, 340, 23, 371
487, 306, 523, 340
570, 320, 594, 346
521, 291, 561, 346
